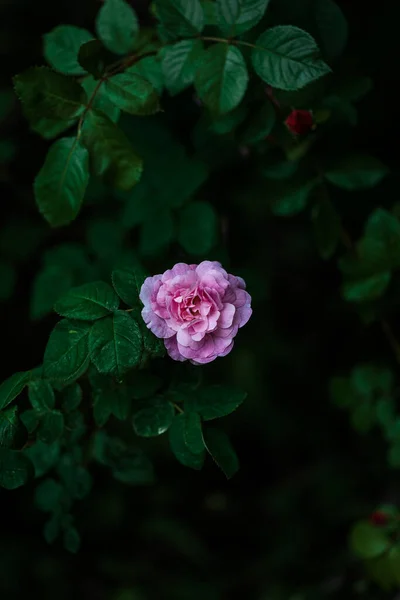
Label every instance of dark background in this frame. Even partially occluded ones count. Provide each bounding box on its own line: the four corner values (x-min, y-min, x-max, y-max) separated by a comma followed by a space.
1, 0, 399, 598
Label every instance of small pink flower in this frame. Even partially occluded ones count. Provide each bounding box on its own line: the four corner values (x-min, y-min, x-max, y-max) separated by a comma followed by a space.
139, 261, 252, 365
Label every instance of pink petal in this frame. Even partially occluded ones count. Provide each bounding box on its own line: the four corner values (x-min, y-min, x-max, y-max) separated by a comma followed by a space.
219, 303, 236, 328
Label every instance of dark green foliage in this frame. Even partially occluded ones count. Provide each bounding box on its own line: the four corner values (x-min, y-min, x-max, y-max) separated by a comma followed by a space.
3, 0, 399, 590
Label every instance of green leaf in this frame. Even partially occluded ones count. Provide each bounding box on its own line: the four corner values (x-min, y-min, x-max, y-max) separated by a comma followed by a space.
343, 271, 391, 303
187, 385, 246, 420
96, 0, 139, 55
311, 195, 341, 259
203, 427, 239, 479
105, 73, 160, 116
54, 281, 119, 320
0, 448, 33, 489
0, 371, 30, 411
216, 0, 270, 35
34, 478, 63, 512
43, 319, 91, 383
161, 39, 203, 96
132, 397, 175, 437
63, 526, 81, 554
82, 110, 143, 191
78, 40, 114, 79
156, 0, 205, 38
30, 266, 74, 321
182, 412, 204, 454
239, 101, 276, 145
24, 441, 60, 478
0, 407, 24, 449
112, 267, 147, 308
169, 414, 205, 470
350, 521, 390, 559
90, 373, 132, 424
82, 77, 120, 123
252, 26, 331, 91
89, 311, 142, 378
13, 67, 86, 120
325, 154, 389, 190
38, 411, 64, 444
127, 57, 165, 95
351, 403, 375, 434
178, 201, 217, 255
44, 25, 94, 75
20, 409, 40, 434
195, 44, 249, 114
62, 383, 82, 412
34, 137, 90, 227
202, 0, 218, 25
271, 179, 318, 216
28, 380, 55, 411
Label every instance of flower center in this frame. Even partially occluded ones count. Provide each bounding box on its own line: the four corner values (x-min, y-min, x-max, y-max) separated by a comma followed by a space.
173, 290, 201, 322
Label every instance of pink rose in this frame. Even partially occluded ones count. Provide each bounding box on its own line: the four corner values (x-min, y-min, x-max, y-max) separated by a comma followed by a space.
139, 261, 252, 365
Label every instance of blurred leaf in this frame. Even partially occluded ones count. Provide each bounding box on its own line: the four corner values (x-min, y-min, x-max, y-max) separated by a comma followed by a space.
43, 319, 91, 383
351, 403, 375, 434
195, 44, 248, 114
239, 101, 276, 144
313, 0, 348, 62
62, 383, 82, 412
93, 431, 154, 484
202, 0, 218, 24
203, 427, 239, 479
44, 514, 61, 544
44, 25, 94, 75
105, 73, 160, 116
86, 219, 124, 261
38, 411, 64, 444
82, 110, 143, 191
140, 209, 174, 256
89, 311, 142, 378
162, 39, 203, 96
271, 178, 318, 216
169, 414, 205, 470
28, 379, 55, 411
311, 194, 341, 259
20, 409, 40, 434
325, 155, 389, 190
339, 209, 400, 303
0, 449, 33, 490
34, 478, 63, 512
63, 526, 81, 554
30, 266, 74, 321
350, 521, 390, 559
0, 407, 24, 449
132, 397, 175, 437
178, 201, 217, 255
156, 0, 205, 38
252, 26, 330, 91
54, 281, 119, 321
24, 441, 61, 478
0, 371, 30, 411
90, 372, 132, 425
34, 137, 90, 227
96, 0, 139, 55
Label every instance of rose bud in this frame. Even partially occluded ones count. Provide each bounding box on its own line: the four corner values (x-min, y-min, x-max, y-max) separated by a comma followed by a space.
285, 109, 314, 135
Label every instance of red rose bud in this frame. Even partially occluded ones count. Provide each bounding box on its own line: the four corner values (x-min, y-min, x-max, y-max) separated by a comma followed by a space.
369, 510, 389, 526
285, 109, 314, 135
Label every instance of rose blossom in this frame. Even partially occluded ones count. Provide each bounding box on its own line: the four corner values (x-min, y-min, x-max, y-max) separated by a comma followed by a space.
139, 261, 252, 365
